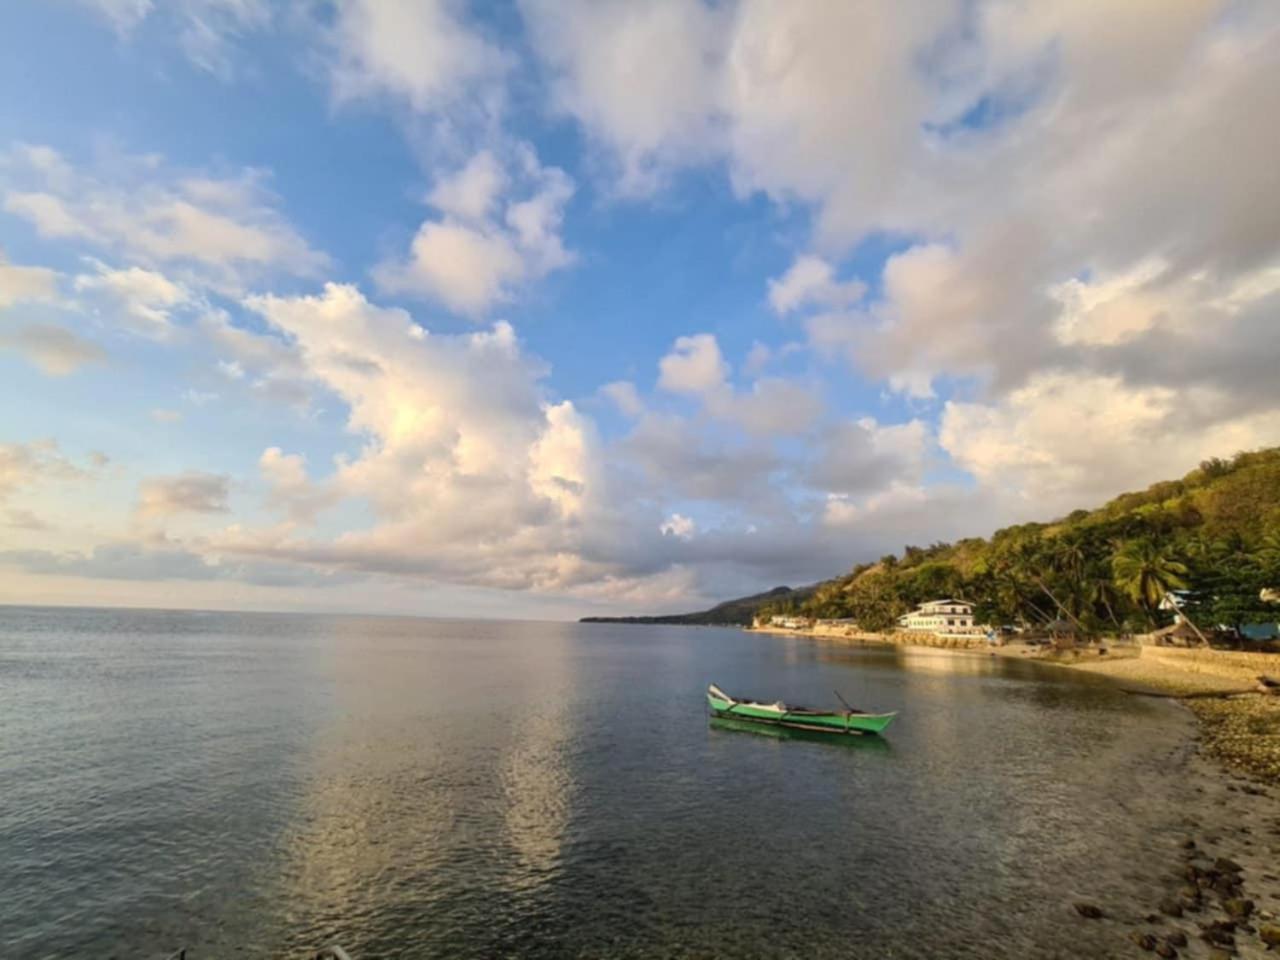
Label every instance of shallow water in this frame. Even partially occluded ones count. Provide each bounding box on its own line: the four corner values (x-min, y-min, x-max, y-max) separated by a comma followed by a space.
0, 606, 1207, 958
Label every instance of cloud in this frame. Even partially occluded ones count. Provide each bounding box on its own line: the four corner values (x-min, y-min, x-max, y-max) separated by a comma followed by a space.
939, 371, 1280, 512
767, 254, 866, 315
259, 447, 334, 524
600, 380, 644, 417
329, 0, 510, 113
0, 541, 345, 587
0, 323, 106, 375
0, 255, 58, 308
73, 0, 271, 78
228, 283, 611, 591
660, 513, 695, 540
519, 0, 727, 192
151, 408, 183, 423
73, 261, 192, 339
375, 147, 574, 315
3, 144, 326, 291
657, 333, 728, 395
136, 471, 230, 517
0, 440, 89, 501
808, 418, 929, 496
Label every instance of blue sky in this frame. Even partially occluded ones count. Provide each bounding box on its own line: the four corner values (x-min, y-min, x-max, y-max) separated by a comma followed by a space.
1, 1, 1277, 618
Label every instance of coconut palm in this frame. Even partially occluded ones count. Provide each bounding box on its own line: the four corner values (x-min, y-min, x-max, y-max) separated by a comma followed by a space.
1111, 539, 1189, 625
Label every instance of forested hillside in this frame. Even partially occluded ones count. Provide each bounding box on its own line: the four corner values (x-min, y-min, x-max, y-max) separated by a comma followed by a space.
760, 447, 1280, 636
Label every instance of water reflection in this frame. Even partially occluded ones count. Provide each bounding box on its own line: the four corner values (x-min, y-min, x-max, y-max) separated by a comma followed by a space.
497, 627, 575, 890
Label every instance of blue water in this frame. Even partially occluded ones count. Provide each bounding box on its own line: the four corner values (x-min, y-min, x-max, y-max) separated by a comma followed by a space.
0, 606, 1204, 958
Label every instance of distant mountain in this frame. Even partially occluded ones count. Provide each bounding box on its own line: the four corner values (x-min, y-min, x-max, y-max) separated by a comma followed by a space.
580, 584, 817, 626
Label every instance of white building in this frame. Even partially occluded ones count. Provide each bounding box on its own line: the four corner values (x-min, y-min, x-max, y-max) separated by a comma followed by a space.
898, 599, 979, 634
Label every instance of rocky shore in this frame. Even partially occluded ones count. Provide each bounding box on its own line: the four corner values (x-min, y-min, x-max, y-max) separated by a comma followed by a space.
750, 623, 1280, 956
1071, 756, 1280, 959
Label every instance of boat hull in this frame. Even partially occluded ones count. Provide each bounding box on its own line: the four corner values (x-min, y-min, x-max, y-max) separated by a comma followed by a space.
706, 691, 895, 735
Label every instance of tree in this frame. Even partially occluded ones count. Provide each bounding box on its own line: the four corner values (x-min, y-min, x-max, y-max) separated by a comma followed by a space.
1111, 539, 1189, 626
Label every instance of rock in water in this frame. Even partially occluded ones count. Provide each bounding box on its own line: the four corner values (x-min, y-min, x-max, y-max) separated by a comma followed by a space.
1129, 931, 1158, 951
1214, 856, 1243, 874
1222, 897, 1253, 919
1073, 902, 1103, 919
1159, 898, 1184, 918
1260, 923, 1280, 947
1154, 943, 1177, 959
1166, 930, 1188, 947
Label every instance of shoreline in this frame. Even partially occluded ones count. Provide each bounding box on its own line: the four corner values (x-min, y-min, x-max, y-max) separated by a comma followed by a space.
746, 624, 1280, 785
749, 624, 1280, 955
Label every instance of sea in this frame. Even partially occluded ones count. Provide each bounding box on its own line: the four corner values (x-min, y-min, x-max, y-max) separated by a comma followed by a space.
0, 605, 1214, 958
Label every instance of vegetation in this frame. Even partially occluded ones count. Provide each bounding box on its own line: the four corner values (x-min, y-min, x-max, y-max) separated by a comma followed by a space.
752, 447, 1280, 640
581, 585, 817, 626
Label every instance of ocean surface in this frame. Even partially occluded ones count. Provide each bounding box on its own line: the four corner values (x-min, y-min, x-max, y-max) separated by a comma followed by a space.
0, 606, 1208, 958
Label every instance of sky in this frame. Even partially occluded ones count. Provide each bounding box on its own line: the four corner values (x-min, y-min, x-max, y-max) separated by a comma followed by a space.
0, 0, 1278, 619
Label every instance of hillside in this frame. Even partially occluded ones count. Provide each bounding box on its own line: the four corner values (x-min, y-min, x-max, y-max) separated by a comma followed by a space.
589, 447, 1280, 637
580, 584, 817, 627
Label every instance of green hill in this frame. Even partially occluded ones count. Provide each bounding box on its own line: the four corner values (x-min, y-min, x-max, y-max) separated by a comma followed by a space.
580, 584, 817, 626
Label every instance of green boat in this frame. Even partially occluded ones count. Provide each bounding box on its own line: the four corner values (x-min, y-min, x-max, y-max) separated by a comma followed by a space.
706, 684, 896, 736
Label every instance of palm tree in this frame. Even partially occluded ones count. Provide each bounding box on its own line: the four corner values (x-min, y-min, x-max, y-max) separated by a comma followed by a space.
1111, 539, 1189, 626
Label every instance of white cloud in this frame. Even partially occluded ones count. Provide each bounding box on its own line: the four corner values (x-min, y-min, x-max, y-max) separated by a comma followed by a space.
3, 144, 326, 291
657, 333, 728, 395
259, 447, 333, 524
660, 513, 696, 540
0, 324, 106, 376
151, 408, 183, 424
137, 471, 230, 518
73, 261, 191, 339
768, 255, 866, 315
940, 371, 1279, 512
0, 255, 58, 308
600, 380, 644, 418
376, 147, 574, 315
329, 0, 510, 113
0, 440, 87, 501
74, 0, 271, 78
520, 0, 727, 192
427, 150, 507, 221
227, 283, 612, 591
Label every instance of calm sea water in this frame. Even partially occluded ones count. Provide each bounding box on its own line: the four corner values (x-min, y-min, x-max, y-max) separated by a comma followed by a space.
0, 606, 1205, 958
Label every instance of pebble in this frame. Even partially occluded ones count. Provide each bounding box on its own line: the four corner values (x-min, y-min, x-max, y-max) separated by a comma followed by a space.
1073, 902, 1103, 919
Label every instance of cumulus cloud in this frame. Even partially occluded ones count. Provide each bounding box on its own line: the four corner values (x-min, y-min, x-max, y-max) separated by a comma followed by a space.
657, 333, 728, 395
0, 255, 58, 308
376, 147, 574, 315
767, 254, 866, 315
0, 439, 88, 501
136, 471, 230, 517
3, 144, 326, 291
519, 0, 727, 192
939, 371, 1280, 513
329, 0, 510, 113
0, 323, 106, 376
223, 283, 612, 591
259, 447, 334, 524
73, 261, 191, 339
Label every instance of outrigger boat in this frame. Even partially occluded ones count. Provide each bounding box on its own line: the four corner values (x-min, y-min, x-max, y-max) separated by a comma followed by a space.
707, 683, 896, 736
